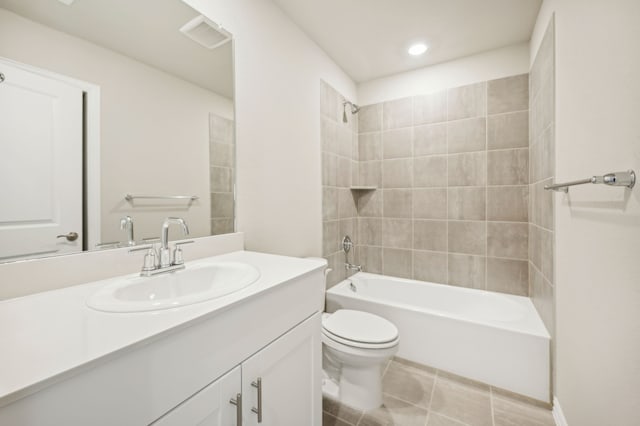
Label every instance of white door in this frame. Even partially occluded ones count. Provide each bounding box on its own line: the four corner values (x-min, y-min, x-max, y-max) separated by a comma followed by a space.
242, 313, 322, 426
153, 366, 242, 426
0, 60, 83, 261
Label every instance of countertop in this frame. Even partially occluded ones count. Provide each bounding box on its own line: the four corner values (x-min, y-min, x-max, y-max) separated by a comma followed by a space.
0, 251, 325, 407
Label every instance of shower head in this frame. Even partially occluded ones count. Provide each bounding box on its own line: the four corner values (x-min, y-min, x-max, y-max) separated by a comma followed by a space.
342, 101, 360, 123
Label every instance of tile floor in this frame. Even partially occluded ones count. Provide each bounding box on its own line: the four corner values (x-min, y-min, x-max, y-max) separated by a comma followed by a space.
323, 358, 555, 426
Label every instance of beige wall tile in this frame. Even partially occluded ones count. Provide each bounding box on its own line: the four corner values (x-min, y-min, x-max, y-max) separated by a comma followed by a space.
530, 264, 554, 336
358, 218, 382, 246
414, 156, 447, 188
211, 193, 234, 218
210, 142, 233, 168
447, 117, 486, 154
359, 132, 382, 161
211, 218, 234, 235
413, 188, 447, 219
383, 97, 413, 130
322, 153, 337, 186
487, 111, 529, 150
414, 123, 447, 156
448, 187, 486, 220
448, 152, 486, 187
358, 103, 382, 133
383, 128, 413, 159
529, 224, 542, 270
488, 74, 529, 114
541, 228, 554, 283
383, 248, 413, 278
414, 220, 447, 251
210, 166, 232, 192
487, 222, 528, 260
357, 189, 382, 217
336, 156, 352, 187
487, 186, 528, 222
487, 149, 529, 185
321, 116, 338, 154
448, 254, 486, 289
383, 189, 413, 218
487, 258, 528, 296
447, 82, 486, 120
413, 250, 447, 283
357, 245, 383, 274
337, 125, 353, 158
340, 218, 356, 244
209, 113, 234, 144
382, 218, 412, 249
383, 159, 413, 188
448, 221, 486, 255
540, 179, 554, 230
337, 188, 357, 219
322, 187, 338, 221
413, 90, 447, 125
323, 220, 340, 256
359, 161, 382, 187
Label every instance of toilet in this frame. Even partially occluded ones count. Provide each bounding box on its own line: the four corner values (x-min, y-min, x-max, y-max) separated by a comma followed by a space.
308, 258, 399, 411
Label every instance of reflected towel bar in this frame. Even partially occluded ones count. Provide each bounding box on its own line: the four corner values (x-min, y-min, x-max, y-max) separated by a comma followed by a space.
125, 194, 199, 201
544, 170, 635, 193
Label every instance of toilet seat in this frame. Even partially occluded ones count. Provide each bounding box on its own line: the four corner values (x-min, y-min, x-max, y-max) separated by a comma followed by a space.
322, 310, 399, 349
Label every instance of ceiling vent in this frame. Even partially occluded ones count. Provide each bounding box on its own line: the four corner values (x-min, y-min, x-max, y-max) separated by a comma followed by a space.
180, 15, 231, 50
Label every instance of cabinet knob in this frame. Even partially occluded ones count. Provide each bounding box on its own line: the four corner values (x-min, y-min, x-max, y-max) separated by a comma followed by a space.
229, 393, 243, 426
251, 378, 263, 423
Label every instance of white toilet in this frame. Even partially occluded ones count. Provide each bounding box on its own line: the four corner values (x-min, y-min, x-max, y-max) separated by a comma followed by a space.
308, 258, 399, 411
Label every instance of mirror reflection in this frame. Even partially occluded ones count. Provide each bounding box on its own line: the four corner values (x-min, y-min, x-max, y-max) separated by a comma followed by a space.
0, 0, 235, 262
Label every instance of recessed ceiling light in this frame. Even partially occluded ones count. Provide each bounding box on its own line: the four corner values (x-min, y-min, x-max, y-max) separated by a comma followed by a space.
57, 0, 76, 5
408, 43, 428, 56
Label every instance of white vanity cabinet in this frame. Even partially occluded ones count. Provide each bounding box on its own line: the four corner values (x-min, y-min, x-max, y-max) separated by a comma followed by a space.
153, 313, 321, 426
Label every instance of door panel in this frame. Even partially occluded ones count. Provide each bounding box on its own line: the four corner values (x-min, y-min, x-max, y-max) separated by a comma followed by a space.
0, 60, 83, 260
153, 366, 241, 426
242, 313, 321, 426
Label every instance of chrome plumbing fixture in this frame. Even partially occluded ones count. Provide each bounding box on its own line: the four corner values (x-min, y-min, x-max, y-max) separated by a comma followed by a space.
342, 235, 363, 272
544, 170, 636, 192
342, 100, 360, 123
129, 217, 192, 277
120, 216, 135, 246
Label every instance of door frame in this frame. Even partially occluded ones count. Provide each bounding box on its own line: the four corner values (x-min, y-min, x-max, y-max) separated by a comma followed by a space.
0, 56, 101, 250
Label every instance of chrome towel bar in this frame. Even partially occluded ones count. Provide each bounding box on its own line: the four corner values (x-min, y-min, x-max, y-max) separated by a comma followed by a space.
125, 194, 199, 201
544, 170, 635, 193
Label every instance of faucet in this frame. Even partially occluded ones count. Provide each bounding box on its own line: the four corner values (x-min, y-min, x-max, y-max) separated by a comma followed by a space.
159, 217, 190, 268
120, 216, 135, 246
129, 217, 192, 276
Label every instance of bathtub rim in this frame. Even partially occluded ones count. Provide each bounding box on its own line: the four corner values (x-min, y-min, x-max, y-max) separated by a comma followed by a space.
328, 272, 550, 340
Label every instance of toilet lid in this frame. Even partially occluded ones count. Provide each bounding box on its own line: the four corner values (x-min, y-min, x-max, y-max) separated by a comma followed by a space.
322, 309, 398, 344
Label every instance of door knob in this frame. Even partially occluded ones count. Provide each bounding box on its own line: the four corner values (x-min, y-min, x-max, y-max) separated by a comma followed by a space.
56, 232, 78, 242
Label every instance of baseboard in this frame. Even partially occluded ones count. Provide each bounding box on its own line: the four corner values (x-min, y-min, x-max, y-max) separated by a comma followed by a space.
553, 396, 568, 426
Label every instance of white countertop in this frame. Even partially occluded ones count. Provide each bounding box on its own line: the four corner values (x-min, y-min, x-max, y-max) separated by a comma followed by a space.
0, 251, 325, 407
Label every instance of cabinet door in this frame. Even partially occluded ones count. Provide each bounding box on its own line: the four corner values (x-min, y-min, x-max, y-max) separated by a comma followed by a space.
153, 366, 241, 426
242, 313, 321, 426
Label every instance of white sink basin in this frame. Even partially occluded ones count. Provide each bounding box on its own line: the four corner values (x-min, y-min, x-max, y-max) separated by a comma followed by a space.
87, 261, 260, 313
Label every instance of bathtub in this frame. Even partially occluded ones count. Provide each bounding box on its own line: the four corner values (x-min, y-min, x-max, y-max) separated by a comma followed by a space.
326, 272, 550, 402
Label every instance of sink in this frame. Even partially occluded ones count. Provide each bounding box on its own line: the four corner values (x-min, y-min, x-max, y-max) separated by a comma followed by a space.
87, 261, 260, 313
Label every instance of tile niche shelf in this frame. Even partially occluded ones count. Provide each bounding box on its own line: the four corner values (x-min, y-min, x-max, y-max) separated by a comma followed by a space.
350, 186, 377, 191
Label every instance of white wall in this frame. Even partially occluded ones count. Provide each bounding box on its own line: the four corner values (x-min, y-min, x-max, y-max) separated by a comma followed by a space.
0, 9, 233, 245
358, 42, 529, 105
531, 1, 640, 424
186, 0, 357, 258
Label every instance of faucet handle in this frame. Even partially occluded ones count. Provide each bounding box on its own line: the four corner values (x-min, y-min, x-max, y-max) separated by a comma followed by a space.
129, 245, 157, 272
172, 240, 194, 266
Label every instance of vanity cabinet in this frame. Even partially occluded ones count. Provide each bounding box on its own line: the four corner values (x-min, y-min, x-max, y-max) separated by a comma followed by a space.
153, 313, 321, 426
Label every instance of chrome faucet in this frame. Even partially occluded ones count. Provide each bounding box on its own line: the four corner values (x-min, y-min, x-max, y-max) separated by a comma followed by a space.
120, 216, 135, 246
159, 217, 190, 268
129, 217, 192, 277
345, 263, 362, 272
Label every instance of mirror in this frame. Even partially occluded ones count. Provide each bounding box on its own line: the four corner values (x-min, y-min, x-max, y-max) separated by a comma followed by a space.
0, 0, 235, 262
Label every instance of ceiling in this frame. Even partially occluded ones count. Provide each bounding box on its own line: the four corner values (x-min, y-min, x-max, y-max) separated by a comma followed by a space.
272, 0, 542, 83
0, 0, 234, 98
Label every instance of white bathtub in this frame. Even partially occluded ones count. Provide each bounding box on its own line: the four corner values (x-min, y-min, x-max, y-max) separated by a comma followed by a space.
326, 272, 550, 402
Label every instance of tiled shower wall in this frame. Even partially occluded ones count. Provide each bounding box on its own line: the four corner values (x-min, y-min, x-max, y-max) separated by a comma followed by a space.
352, 75, 530, 295
320, 82, 359, 287
529, 19, 555, 349
209, 113, 235, 235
